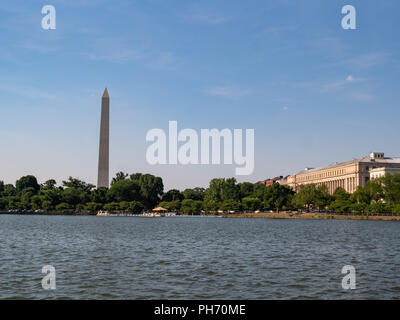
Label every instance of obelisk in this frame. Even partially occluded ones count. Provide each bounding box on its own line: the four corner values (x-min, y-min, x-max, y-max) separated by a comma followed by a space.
97, 88, 110, 188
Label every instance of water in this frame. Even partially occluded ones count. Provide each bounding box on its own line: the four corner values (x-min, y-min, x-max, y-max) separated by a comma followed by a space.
1, 215, 400, 299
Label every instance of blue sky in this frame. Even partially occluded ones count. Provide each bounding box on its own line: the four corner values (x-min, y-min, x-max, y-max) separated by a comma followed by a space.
0, 0, 399, 190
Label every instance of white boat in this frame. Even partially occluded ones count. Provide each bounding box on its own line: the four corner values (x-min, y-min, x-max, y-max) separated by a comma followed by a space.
96, 210, 111, 216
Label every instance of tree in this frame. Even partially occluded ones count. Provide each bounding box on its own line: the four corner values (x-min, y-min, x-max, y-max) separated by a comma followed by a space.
182, 187, 205, 201
264, 183, 294, 212
84, 202, 103, 212
204, 178, 240, 203
41, 179, 57, 190
91, 187, 108, 204
62, 188, 88, 208
351, 180, 383, 205
0, 181, 4, 194
161, 189, 184, 202
293, 184, 318, 211
333, 187, 350, 201
238, 182, 255, 199
62, 177, 95, 193
56, 203, 71, 211
129, 201, 145, 214
158, 200, 181, 211
220, 199, 241, 212
130, 173, 164, 209
382, 174, 400, 204
251, 183, 267, 200
111, 171, 128, 186
242, 197, 262, 211
293, 184, 331, 211
329, 199, 353, 213
16, 175, 40, 194
3, 184, 16, 197
181, 199, 203, 214
108, 179, 141, 202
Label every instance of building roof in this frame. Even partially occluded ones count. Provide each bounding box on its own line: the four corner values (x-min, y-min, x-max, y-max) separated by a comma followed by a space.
293, 156, 400, 176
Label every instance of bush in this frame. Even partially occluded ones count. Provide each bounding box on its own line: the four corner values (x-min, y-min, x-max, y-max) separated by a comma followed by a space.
393, 204, 400, 216
129, 201, 144, 214
56, 203, 71, 211
84, 202, 103, 212
366, 202, 392, 214
328, 200, 353, 213
350, 203, 367, 214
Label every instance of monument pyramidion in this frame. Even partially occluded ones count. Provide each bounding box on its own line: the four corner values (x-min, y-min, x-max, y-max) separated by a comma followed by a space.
97, 88, 110, 188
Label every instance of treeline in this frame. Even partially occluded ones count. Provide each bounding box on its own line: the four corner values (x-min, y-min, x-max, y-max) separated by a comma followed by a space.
1, 172, 400, 215
0, 173, 163, 214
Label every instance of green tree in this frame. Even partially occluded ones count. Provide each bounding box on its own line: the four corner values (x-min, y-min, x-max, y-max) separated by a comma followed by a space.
204, 178, 240, 203
242, 197, 262, 211
129, 201, 145, 214
382, 174, 400, 204
62, 177, 95, 193
181, 199, 203, 214
111, 171, 128, 186
108, 179, 141, 202
62, 188, 88, 208
56, 203, 71, 211
130, 173, 164, 209
3, 184, 16, 197
220, 199, 241, 212
182, 187, 205, 201
333, 187, 350, 201
264, 183, 294, 212
41, 179, 57, 190
161, 189, 184, 202
91, 187, 108, 204
238, 182, 254, 199
84, 202, 103, 212
16, 175, 40, 194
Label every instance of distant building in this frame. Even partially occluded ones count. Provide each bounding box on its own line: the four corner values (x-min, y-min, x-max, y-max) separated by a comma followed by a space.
259, 176, 284, 187
287, 152, 400, 194
370, 167, 400, 180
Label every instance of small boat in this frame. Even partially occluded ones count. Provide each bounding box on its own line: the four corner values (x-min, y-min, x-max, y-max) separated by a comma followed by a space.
96, 210, 111, 216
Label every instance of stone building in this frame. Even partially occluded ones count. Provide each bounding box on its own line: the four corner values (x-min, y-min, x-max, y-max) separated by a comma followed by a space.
287, 152, 400, 194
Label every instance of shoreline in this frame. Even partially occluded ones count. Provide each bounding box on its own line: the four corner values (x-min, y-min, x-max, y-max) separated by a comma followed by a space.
1, 211, 400, 221
222, 212, 400, 221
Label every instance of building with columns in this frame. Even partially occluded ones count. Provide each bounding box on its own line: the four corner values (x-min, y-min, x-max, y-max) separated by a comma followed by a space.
287, 152, 400, 194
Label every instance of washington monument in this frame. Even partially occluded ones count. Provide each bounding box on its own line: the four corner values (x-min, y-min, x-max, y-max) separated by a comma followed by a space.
97, 88, 110, 188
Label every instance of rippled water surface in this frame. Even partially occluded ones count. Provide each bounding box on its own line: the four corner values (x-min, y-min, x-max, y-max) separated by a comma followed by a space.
1, 215, 400, 299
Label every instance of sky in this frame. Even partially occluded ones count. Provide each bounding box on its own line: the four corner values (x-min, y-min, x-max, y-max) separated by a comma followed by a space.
0, 0, 399, 191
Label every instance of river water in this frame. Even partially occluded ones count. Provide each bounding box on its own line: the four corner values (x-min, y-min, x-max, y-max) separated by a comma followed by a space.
0, 215, 399, 299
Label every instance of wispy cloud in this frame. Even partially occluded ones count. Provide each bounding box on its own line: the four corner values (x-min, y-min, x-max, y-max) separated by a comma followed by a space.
338, 52, 391, 69
205, 86, 251, 99
263, 25, 297, 36
148, 52, 178, 71
350, 92, 374, 102
82, 37, 143, 63
185, 8, 231, 25
0, 80, 57, 100
321, 75, 363, 92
